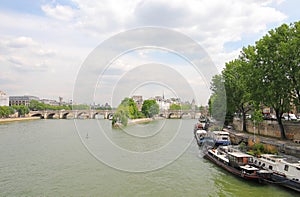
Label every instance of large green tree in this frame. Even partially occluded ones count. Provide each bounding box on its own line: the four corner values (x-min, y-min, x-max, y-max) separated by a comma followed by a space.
112, 105, 129, 126
29, 100, 45, 110
246, 23, 295, 139
120, 98, 139, 119
112, 98, 139, 126
0, 106, 15, 118
222, 56, 253, 131
286, 21, 300, 107
12, 105, 30, 117
141, 100, 159, 118
208, 74, 227, 122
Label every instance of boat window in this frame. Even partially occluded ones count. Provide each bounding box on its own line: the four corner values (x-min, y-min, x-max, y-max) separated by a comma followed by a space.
262, 163, 265, 167
259, 162, 261, 165
254, 160, 257, 164
269, 165, 273, 170
284, 165, 289, 171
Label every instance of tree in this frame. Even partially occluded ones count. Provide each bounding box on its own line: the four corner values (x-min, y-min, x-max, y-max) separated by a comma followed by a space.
120, 98, 139, 119
29, 100, 45, 110
286, 21, 300, 107
112, 98, 140, 127
112, 105, 129, 126
248, 23, 294, 139
0, 106, 15, 118
181, 104, 191, 110
222, 58, 252, 131
141, 100, 159, 118
169, 104, 181, 110
209, 74, 227, 122
12, 105, 29, 117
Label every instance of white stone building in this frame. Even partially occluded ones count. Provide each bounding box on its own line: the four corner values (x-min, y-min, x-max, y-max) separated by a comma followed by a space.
0, 91, 9, 106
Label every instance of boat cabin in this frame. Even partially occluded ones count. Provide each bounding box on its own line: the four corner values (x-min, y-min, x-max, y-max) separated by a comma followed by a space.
253, 154, 300, 181
228, 152, 254, 168
213, 131, 231, 146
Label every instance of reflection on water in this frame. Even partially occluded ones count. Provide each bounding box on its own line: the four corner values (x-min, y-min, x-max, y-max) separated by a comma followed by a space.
0, 119, 297, 196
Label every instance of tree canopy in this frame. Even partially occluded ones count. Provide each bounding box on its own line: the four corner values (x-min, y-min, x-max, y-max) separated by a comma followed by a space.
29, 100, 72, 111
141, 100, 159, 118
112, 98, 140, 126
209, 21, 300, 139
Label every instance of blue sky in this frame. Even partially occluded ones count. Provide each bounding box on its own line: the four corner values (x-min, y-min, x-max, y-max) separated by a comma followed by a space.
0, 0, 299, 105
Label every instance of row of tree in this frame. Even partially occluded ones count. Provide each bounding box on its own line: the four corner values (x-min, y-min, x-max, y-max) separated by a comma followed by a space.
112, 98, 159, 126
29, 100, 72, 111
0, 100, 94, 118
0, 105, 30, 118
209, 21, 300, 139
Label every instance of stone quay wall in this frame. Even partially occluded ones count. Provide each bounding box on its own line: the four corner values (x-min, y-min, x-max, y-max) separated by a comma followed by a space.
233, 119, 300, 140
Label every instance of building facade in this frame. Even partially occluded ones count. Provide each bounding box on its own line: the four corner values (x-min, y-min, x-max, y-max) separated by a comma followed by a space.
0, 91, 9, 106
9, 95, 39, 106
132, 95, 143, 111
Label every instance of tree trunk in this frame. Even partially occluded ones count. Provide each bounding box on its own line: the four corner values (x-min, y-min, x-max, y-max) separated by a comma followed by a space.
275, 109, 286, 139
241, 106, 247, 132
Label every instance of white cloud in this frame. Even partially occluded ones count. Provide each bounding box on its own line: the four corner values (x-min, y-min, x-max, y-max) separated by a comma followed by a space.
41, 4, 77, 21
0, 0, 292, 104
6, 36, 37, 48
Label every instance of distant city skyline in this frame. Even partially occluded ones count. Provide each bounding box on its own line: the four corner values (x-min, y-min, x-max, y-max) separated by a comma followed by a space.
1, 89, 199, 108
1, 0, 299, 106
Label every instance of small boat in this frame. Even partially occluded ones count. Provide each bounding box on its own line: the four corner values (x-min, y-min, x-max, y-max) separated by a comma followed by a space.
212, 131, 231, 146
194, 130, 215, 147
204, 146, 262, 181
199, 116, 209, 130
194, 122, 204, 133
252, 154, 300, 192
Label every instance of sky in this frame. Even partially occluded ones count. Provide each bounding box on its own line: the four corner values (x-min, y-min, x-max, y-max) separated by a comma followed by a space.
0, 0, 299, 106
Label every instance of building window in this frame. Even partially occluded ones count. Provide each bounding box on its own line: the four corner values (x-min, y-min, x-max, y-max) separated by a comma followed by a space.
269, 165, 273, 170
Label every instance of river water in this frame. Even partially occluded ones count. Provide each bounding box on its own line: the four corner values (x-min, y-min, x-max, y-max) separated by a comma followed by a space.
0, 119, 297, 196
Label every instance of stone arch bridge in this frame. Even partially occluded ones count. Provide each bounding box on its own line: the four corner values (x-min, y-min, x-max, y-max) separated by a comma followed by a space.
29, 110, 116, 119
29, 109, 205, 119
159, 110, 203, 119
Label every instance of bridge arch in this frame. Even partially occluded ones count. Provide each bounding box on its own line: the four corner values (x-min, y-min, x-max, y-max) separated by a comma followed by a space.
180, 112, 191, 119
77, 112, 89, 119
47, 113, 56, 119
62, 112, 70, 119
107, 113, 114, 120
31, 113, 44, 119
159, 113, 165, 118
168, 113, 176, 119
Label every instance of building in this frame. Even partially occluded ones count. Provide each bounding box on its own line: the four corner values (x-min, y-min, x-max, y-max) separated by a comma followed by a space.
40, 98, 60, 106
9, 95, 39, 106
132, 95, 143, 111
0, 91, 9, 106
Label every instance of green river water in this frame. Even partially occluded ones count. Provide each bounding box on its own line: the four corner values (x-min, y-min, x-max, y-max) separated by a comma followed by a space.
0, 119, 297, 196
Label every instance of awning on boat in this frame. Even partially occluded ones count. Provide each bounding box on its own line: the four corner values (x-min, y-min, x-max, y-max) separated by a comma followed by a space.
196, 130, 207, 134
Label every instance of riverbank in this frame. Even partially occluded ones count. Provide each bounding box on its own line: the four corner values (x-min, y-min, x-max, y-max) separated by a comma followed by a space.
113, 118, 154, 128
127, 118, 153, 125
225, 128, 300, 158
0, 117, 40, 124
